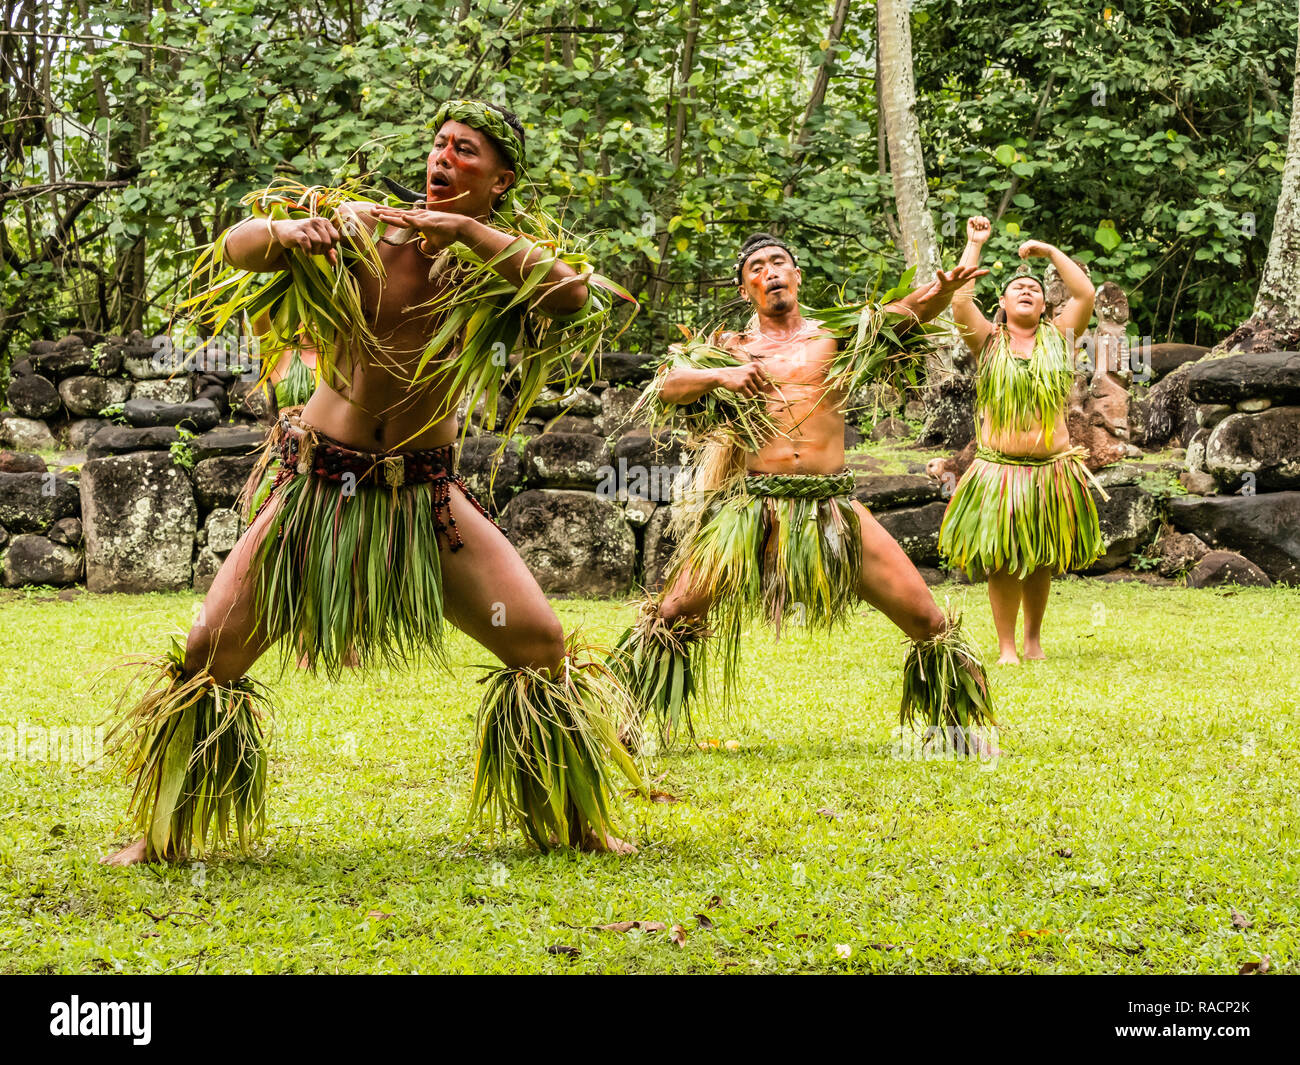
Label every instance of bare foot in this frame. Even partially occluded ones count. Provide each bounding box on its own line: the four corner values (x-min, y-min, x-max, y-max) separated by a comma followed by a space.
1023, 641, 1046, 661
99, 837, 150, 866
996, 649, 1021, 666
579, 829, 638, 856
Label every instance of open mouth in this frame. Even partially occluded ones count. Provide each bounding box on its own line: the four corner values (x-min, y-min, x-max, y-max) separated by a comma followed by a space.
429, 173, 451, 189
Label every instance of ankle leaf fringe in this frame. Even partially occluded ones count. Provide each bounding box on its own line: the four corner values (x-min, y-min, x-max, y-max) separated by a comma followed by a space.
470, 635, 644, 850
611, 602, 709, 747
900, 612, 997, 735
104, 639, 272, 861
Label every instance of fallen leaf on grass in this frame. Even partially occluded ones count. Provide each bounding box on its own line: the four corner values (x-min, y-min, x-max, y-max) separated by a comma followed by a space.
1015, 928, 1065, 939
596, 920, 667, 934
1238, 955, 1270, 975
723, 740, 740, 751
694, 913, 714, 930
366, 910, 393, 920
835, 944, 852, 958
706, 895, 722, 910
1054, 847, 1073, 858
547, 944, 580, 957
744, 920, 779, 938
670, 924, 687, 947
815, 807, 841, 820
647, 790, 680, 803
1231, 910, 1252, 929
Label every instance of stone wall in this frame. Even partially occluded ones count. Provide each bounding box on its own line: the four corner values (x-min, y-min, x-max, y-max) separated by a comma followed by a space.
3, 332, 1296, 595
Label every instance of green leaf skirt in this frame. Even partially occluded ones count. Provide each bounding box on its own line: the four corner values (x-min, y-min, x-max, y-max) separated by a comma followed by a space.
248, 418, 495, 679
938, 446, 1104, 580
665, 471, 862, 695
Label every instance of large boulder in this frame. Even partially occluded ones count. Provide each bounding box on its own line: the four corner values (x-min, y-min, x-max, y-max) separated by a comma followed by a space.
120, 331, 170, 379
1151, 530, 1209, 579
190, 425, 266, 462
0, 415, 56, 450
193, 453, 258, 510
1085, 484, 1161, 573
66, 418, 109, 450
598, 351, 657, 386
0, 470, 79, 532
1168, 492, 1300, 584
641, 504, 680, 592
501, 489, 636, 597
1141, 362, 1201, 447
523, 432, 610, 489
57, 375, 131, 417
7, 373, 61, 419
1185, 550, 1272, 589
606, 431, 685, 504
228, 380, 273, 422
1146, 343, 1211, 382
919, 373, 976, 450
122, 397, 220, 432
202, 507, 240, 554
1184, 351, 1300, 406
131, 377, 192, 405
86, 425, 180, 458
1, 533, 83, 587
875, 501, 947, 565
80, 451, 197, 592
854, 474, 942, 511
596, 384, 650, 437
458, 434, 525, 514
1203, 407, 1300, 491
0, 451, 46, 474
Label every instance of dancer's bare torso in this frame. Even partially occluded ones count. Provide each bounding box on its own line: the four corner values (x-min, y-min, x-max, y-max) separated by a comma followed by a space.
721, 320, 846, 475
298, 227, 463, 452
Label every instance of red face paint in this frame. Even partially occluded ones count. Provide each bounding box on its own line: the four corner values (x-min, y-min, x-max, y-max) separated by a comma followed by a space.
427, 121, 496, 207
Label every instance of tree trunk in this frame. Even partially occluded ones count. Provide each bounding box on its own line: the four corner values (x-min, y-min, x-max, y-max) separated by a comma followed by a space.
779, 0, 851, 210
1214, 13, 1300, 354
876, 0, 938, 281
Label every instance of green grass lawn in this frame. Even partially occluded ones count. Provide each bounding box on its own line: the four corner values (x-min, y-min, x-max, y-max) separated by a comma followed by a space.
2, 579, 1297, 974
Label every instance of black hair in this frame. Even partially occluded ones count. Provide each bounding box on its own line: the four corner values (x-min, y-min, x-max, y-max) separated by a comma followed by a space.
735, 232, 797, 283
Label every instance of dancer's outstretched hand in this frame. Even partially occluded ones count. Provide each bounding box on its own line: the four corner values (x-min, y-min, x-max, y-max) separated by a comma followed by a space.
967, 216, 991, 244
904, 264, 989, 321
370, 205, 466, 253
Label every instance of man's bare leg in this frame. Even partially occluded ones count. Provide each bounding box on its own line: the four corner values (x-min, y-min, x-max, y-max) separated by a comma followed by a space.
1020, 566, 1052, 660
851, 502, 945, 641
438, 487, 634, 854
987, 569, 1024, 664
100, 498, 284, 866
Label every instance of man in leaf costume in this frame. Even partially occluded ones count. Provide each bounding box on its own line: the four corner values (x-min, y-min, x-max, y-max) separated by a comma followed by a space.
939, 216, 1106, 664
100, 100, 641, 866
615, 232, 996, 747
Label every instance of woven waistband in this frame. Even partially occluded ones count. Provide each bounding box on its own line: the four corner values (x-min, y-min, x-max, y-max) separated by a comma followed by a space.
973, 444, 1111, 502
974, 445, 1085, 467
278, 415, 458, 489
744, 470, 856, 499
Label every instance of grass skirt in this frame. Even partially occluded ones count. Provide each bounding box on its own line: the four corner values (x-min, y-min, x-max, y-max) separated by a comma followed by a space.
938, 446, 1104, 580
664, 472, 861, 696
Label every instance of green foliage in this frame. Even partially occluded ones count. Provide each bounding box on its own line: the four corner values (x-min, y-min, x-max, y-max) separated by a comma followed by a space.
168, 427, 196, 471
1, 0, 1294, 369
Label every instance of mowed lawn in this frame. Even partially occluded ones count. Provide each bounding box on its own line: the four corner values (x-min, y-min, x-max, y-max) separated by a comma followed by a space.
1, 578, 1297, 974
